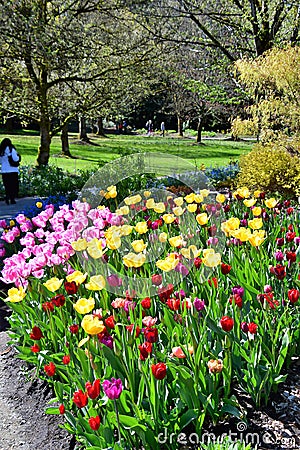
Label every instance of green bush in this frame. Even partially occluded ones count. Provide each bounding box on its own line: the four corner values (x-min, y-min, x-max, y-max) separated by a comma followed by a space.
0, 165, 95, 201
237, 140, 300, 198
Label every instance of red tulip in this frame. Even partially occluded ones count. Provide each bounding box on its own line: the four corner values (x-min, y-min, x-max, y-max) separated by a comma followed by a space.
152, 274, 162, 286
141, 297, 151, 309
288, 289, 299, 304
42, 302, 54, 312
286, 251, 296, 262
248, 322, 258, 334
69, 324, 79, 334
51, 294, 66, 307
270, 264, 286, 280
89, 415, 101, 431
62, 355, 71, 365
151, 362, 167, 380
221, 263, 231, 275
64, 281, 79, 294
85, 379, 101, 399
73, 389, 88, 408
229, 294, 243, 308
44, 362, 56, 377
30, 343, 40, 353
139, 342, 152, 360
59, 404, 65, 414
208, 277, 218, 288
144, 327, 158, 343
166, 297, 180, 311
126, 324, 141, 337
194, 257, 202, 269
220, 316, 234, 332
30, 326, 43, 340
105, 316, 115, 329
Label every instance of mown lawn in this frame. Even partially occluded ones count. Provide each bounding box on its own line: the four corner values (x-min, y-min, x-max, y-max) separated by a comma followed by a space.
0, 131, 254, 172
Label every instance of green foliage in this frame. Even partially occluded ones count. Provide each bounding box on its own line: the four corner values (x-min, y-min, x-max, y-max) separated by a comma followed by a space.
237, 141, 300, 198
0, 165, 94, 201
236, 46, 300, 141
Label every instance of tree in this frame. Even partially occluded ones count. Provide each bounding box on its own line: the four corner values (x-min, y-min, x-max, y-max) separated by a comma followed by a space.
235, 45, 300, 142
0, 0, 152, 165
129, 0, 300, 60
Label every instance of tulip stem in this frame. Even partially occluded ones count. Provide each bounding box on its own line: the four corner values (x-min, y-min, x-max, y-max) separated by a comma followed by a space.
114, 399, 121, 443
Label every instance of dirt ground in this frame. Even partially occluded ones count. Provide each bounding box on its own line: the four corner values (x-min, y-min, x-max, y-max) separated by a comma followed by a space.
0, 300, 299, 450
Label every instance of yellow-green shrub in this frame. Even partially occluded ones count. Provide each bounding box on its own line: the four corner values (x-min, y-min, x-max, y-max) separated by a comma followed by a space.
237, 140, 300, 198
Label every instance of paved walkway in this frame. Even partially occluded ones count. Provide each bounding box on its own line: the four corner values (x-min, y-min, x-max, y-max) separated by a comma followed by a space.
0, 197, 39, 222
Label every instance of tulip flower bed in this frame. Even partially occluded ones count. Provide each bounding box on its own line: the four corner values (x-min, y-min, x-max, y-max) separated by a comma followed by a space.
1, 186, 299, 450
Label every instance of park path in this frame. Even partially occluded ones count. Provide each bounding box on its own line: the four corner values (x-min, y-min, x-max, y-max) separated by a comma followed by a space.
0, 197, 39, 222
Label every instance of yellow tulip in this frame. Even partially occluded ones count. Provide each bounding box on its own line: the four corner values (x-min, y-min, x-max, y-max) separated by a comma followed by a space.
124, 194, 142, 205
154, 202, 166, 213
71, 238, 87, 251
85, 275, 106, 290
162, 214, 175, 224
144, 190, 151, 198
233, 187, 250, 199
156, 255, 179, 271
5, 286, 26, 303
230, 227, 252, 242
123, 252, 146, 268
252, 206, 262, 216
169, 235, 184, 247
221, 217, 240, 235
243, 198, 257, 207
116, 205, 129, 215
187, 203, 197, 213
131, 239, 147, 253
119, 225, 133, 236
43, 277, 64, 292
180, 245, 200, 259
135, 221, 148, 234
184, 193, 195, 203
106, 185, 117, 198
159, 232, 168, 243
248, 232, 265, 247
174, 197, 184, 206
86, 238, 103, 259
196, 213, 208, 226
74, 297, 95, 314
202, 252, 221, 267
194, 194, 204, 203
265, 198, 278, 208
81, 314, 105, 335
66, 270, 87, 285
216, 193, 226, 204
106, 232, 122, 250
248, 218, 263, 230
36, 202, 43, 208
146, 198, 156, 209
254, 190, 262, 198
173, 206, 185, 216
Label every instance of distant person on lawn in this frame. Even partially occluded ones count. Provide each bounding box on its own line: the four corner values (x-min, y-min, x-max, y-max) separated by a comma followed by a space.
0, 138, 20, 205
160, 121, 166, 137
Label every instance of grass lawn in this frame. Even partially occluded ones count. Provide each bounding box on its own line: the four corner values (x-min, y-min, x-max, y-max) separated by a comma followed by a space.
0, 131, 254, 172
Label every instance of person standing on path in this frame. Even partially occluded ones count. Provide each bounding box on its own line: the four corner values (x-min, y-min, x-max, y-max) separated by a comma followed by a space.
0, 138, 20, 205
160, 121, 166, 137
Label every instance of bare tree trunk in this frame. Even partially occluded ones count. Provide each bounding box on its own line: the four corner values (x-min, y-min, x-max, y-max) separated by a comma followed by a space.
196, 117, 202, 143
61, 122, 72, 157
96, 117, 105, 136
37, 114, 51, 165
177, 115, 183, 137
78, 116, 89, 142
